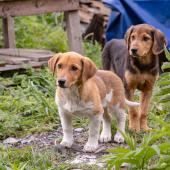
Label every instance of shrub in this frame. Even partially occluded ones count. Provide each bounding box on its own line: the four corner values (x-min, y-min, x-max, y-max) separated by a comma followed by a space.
15, 13, 69, 52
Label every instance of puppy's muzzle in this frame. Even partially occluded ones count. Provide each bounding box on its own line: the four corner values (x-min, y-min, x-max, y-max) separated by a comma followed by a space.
131, 48, 138, 56
58, 78, 66, 88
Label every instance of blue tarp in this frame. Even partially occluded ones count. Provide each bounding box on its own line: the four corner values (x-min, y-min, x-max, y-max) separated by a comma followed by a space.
103, 0, 170, 47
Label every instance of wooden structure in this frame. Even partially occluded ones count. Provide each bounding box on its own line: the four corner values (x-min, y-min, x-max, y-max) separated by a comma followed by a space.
0, 0, 83, 71
79, 0, 111, 25
79, 0, 111, 47
0, 48, 55, 71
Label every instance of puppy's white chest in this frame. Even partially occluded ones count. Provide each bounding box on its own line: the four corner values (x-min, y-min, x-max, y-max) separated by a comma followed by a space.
56, 87, 93, 116
63, 95, 84, 113
65, 99, 93, 114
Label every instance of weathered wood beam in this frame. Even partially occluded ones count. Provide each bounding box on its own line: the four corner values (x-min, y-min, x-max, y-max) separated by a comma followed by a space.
2, 15, 16, 48
65, 11, 84, 55
0, 0, 79, 17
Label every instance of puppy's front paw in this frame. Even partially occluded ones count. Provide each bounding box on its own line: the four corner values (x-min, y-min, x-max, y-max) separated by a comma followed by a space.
99, 133, 111, 143
60, 140, 73, 148
141, 125, 152, 132
83, 142, 98, 152
114, 133, 124, 143
129, 126, 140, 132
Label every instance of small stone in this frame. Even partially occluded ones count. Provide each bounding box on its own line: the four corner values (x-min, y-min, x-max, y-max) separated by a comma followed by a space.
71, 143, 82, 151
74, 128, 84, 133
121, 162, 129, 168
54, 144, 67, 155
3, 137, 20, 144
70, 154, 97, 165
96, 162, 105, 168
21, 135, 36, 144
95, 146, 106, 153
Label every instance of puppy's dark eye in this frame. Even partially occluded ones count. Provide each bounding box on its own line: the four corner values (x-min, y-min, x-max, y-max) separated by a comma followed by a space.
57, 64, 62, 69
131, 35, 135, 40
143, 36, 150, 41
71, 65, 78, 71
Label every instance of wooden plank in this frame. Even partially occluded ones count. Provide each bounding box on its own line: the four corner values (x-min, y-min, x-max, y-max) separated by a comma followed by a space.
0, 64, 22, 71
22, 53, 52, 61
0, 60, 6, 67
2, 16, 16, 48
0, 0, 19, 1
79, 0, 91, 5
0, 61, 47, 71
79, 10, 92, 24
0, 0, 79, 17
14, 48, 54, 54
30, 61, 47, 67
0, 48, 54, 54
0, 49, 54, 61
65, 11, 84, 55
0, 54, 30, 64
92, 1, 111, 16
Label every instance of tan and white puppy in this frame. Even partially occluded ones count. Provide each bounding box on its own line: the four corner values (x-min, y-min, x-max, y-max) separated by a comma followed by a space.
48, 52, 139, 152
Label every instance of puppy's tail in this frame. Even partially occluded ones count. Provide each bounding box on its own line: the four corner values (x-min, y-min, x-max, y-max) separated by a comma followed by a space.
125, 99, 140, 107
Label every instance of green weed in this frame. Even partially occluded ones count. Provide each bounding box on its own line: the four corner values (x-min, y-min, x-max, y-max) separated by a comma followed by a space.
15, 14, 69, 52
104, 118, 170, 170
84, 41, 102, 68
0, 68, 58, 139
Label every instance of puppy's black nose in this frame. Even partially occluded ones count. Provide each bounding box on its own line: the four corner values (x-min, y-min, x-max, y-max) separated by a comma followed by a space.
58, 79, 66, 87
131, 48, 138, 55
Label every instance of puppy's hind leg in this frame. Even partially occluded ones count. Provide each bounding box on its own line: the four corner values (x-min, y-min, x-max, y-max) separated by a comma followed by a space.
112, 105, 126, 143
126, 88, 140, 132
140, 90, 152, 131
99, 108, 112, 143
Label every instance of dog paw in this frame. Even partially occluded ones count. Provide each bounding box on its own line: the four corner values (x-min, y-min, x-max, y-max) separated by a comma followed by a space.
83, 142, 98, 152
114, 133, 124, 143
141, 126, 152, 132
60, 140, 73, 148
129, 126, 140, 132
99, 134, 111, 143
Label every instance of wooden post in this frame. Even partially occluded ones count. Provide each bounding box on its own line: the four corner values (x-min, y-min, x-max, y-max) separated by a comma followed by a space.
65, 11, 84, 55
2, 16, 16, 48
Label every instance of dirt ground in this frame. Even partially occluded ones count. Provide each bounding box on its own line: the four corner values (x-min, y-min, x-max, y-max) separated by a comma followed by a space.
2, 126, 128, 169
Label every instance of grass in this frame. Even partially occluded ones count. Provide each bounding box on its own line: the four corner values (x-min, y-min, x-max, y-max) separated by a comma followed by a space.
0, 144, 100, 170
0, 68, 58, 139
15, 14, 69, 52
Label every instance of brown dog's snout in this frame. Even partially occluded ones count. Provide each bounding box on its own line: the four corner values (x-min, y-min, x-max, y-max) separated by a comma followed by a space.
58, 78, 66, 88
131, 48, 138, 55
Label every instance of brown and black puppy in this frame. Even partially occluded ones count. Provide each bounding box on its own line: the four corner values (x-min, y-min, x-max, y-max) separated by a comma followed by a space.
102, 24, 167, 132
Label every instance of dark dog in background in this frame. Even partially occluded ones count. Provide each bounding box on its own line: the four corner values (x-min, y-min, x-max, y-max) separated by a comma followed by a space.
102, 24, 167, 132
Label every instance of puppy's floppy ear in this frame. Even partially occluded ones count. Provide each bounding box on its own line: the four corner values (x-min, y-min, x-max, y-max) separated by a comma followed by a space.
81, 57, 97, 82
152, 29, 167, 55
48, 53, 62, 74
125, 25, 134, 49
